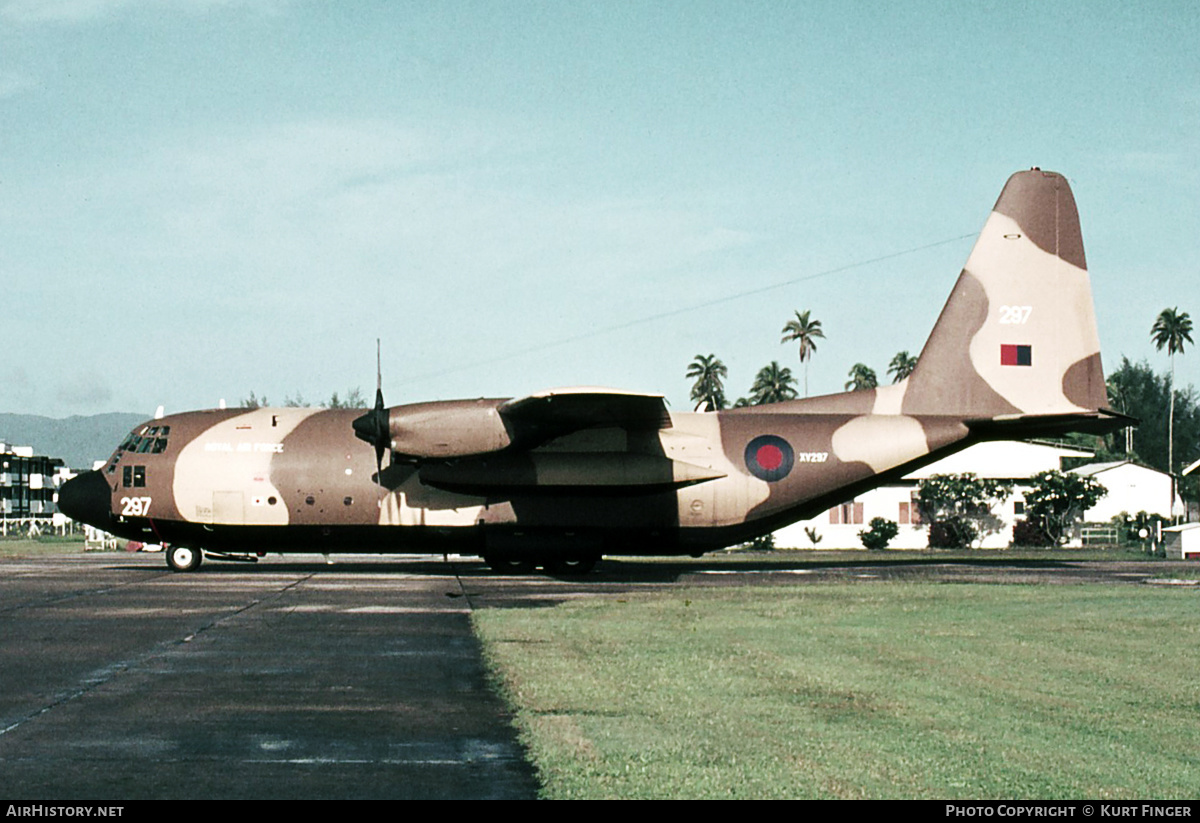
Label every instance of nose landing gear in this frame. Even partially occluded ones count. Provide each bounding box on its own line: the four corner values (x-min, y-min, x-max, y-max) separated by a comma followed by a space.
165, 544, 203, 572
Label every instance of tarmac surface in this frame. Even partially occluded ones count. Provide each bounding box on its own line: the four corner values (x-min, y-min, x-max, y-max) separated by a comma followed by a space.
1, 549, 1191, 800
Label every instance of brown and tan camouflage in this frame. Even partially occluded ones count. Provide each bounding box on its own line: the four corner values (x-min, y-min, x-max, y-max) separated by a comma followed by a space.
58, 170, 1128, 573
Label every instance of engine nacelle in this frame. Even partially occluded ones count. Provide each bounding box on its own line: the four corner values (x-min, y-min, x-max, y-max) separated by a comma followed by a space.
387, 398, 513, 459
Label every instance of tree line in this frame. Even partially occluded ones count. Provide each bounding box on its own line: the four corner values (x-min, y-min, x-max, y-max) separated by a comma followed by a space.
240, 389, 368, 410
687, 309, 919, 412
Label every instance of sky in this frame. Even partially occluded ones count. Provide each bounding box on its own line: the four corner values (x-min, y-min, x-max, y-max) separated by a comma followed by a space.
2, 0, 1198, 420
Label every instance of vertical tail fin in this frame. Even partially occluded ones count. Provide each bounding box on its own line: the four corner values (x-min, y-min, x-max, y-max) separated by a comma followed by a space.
902, 169, 1109, 423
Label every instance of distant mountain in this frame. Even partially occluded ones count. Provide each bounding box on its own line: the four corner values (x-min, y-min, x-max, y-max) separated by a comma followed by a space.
0, 412, 148, 470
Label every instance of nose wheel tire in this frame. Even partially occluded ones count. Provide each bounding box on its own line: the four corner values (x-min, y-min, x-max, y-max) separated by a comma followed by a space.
166, 545, 203, 572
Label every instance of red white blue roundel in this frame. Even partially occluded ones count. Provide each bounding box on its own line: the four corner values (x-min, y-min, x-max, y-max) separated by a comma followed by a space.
744, 435, 794, 482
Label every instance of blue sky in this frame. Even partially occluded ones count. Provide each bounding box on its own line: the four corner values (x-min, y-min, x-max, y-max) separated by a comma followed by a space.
3, 0, 1197, 419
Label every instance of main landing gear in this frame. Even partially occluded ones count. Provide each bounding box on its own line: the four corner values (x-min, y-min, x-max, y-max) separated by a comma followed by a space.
483, 555, 599, 575
544, 557, 598, 575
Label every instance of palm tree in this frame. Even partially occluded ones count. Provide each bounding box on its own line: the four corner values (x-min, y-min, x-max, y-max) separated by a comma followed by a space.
887, 351, 918, 383
845, 363, 878, 392
749, 361, 799, 405
686, 354, 728, 411
780, 310, 825, 397
1151, 307, 1194, 478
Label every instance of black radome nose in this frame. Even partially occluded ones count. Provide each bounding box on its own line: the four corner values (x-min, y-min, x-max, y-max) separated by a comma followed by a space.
57, 470, 112, 528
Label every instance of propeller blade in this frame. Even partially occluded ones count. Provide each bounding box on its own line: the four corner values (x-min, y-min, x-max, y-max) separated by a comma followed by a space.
351, 338, 391, 492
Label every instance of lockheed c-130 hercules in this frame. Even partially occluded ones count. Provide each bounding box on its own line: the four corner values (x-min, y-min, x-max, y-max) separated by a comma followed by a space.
59, 169, 1128, 574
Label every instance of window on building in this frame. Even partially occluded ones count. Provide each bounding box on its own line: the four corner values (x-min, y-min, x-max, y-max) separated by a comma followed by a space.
830, 501, 864, 524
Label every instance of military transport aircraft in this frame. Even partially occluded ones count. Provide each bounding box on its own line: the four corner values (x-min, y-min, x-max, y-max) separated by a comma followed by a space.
58, 169, 1128, 574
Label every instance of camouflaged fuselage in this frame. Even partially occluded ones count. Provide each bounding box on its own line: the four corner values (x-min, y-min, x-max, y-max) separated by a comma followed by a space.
84, 395, 976, 556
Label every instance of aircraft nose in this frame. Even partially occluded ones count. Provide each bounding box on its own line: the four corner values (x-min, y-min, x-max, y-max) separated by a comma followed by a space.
58, 470, 112, 528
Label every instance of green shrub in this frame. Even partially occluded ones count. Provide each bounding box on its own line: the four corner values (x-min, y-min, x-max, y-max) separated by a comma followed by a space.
860, 517, 900, 550
1011, 518, 1052, 547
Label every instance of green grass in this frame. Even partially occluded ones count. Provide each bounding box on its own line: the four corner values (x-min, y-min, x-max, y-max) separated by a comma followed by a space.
0, 534, 86, 558
726, 545, 1153, 562
475, 583, 1200, 799
691, 547, 1156, 566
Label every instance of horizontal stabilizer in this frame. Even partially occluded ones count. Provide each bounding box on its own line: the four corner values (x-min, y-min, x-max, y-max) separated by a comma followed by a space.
966, 408, 1135, 439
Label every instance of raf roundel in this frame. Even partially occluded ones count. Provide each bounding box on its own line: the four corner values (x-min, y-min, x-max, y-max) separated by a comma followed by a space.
744, 435, 795, 482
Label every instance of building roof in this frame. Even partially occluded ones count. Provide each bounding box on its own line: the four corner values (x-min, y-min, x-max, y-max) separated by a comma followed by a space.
1070, 460, 1170, 479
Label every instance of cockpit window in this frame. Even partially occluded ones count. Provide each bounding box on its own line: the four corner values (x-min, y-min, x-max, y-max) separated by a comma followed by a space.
120, 426, 170, 456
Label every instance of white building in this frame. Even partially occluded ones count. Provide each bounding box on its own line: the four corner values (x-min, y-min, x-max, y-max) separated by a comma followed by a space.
1069, 461, 1173, 523
1163, 523, 1200, 560
1, 441, 68, 521
773, 441, 1173, 550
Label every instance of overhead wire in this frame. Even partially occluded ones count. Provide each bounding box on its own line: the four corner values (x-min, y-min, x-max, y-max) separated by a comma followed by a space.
395, 232, 976, 386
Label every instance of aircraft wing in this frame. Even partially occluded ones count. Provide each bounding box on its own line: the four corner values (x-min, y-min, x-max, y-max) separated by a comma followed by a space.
499, 387, 672, 435
376, 387, 673, 464
404, 389, 701, 494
